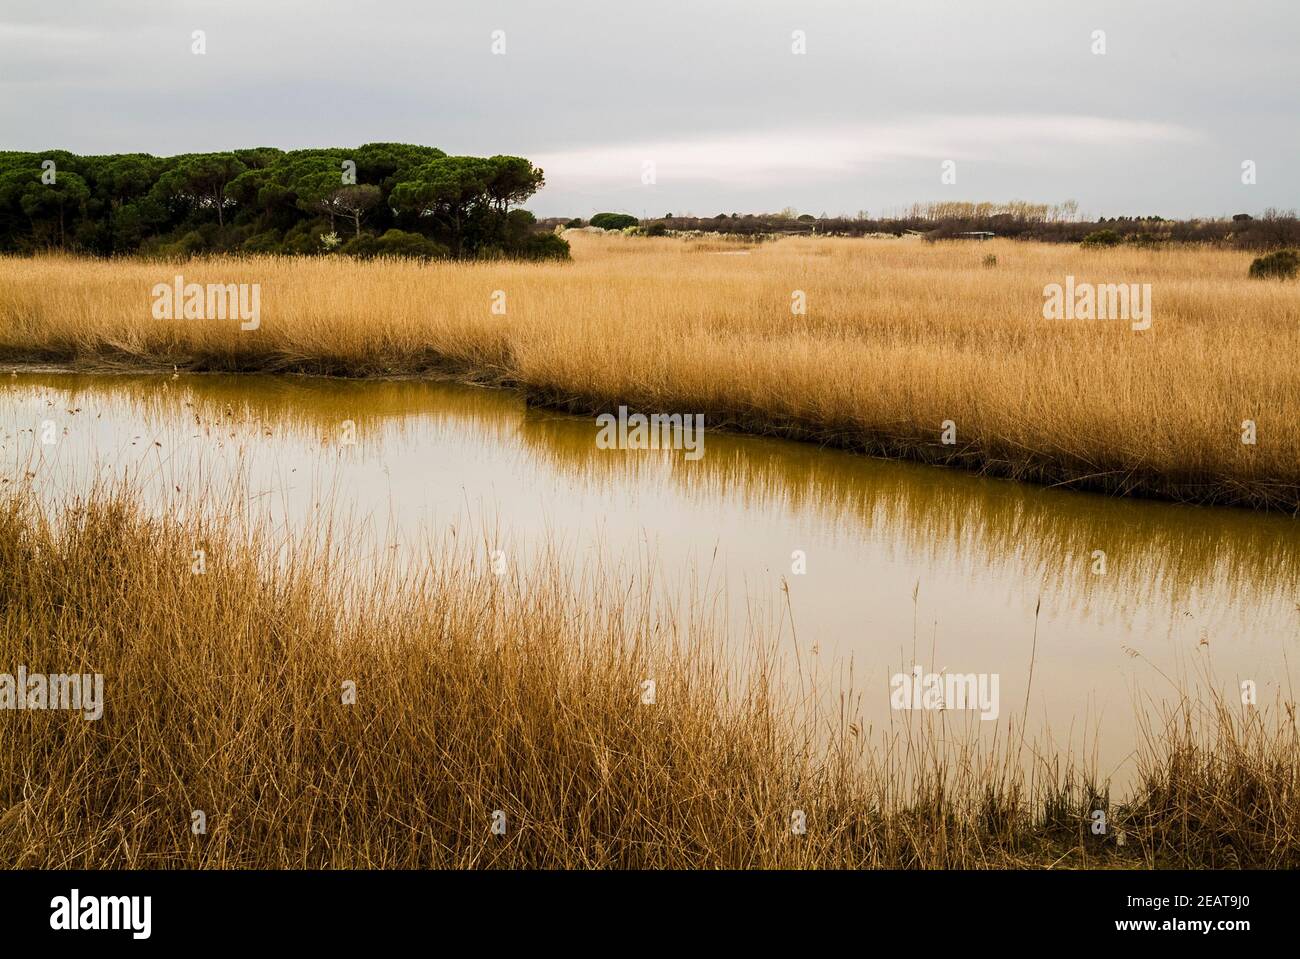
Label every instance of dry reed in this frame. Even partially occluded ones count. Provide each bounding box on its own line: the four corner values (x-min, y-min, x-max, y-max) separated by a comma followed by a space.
0, 482, 1295, 869
2, 234, 1298, 509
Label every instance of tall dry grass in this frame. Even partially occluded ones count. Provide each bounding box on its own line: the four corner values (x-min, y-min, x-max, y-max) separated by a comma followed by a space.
0, 482, 1296, 869
1, 233, 1298, 508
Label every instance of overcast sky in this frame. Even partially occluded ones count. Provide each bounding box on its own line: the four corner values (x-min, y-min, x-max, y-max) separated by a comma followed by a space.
2, 0, 1295, 219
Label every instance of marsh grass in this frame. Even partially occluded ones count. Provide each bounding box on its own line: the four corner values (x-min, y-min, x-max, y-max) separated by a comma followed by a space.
2, 234, 1298, 509
0, 483, 1295, 869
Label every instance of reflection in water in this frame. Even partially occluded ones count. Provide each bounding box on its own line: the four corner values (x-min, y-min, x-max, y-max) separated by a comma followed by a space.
517, 406, 1300, 618
4, 371, 1298, 782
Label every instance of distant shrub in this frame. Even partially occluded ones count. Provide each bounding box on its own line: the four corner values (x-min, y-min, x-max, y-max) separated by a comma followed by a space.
590, 212, 639, 231
982, 254, 997, 268
1128, 232, 1162, 249
645, 222, 668, 237
564, 218, 584, 229
150, 230, 208, 259
340, 235, 379, 258
514, 232, 571, 261
282, 219, 328, 255
1081, 229, 1123, 248
241, 230, 284, 254
1248, 250, 1299, 280
375, 229, 449, 260
281, 232, 320, 256
342, 229, 449, 261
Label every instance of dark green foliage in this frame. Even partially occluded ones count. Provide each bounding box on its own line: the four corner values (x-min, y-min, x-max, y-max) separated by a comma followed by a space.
1248, 249, 1299, 279
1127, 232, 1162, 249
514, 231, 571, 260
342, 229, 450, 261
589, 212, 639, 231
1081, 229, 1123, 248
0, 145, 559, 261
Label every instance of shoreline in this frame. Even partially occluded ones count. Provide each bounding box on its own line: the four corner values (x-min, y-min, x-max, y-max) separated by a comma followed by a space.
7, 355, 1297, 516
4, 234, 1297, 516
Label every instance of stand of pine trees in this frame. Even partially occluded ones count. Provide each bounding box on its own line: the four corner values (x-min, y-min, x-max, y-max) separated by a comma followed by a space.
0, 144, 569, 261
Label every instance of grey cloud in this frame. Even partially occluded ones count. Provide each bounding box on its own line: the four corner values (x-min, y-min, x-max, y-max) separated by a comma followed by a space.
1, 0, 1294, 218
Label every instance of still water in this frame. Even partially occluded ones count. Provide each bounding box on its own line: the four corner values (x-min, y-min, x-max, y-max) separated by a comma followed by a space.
4, 371, 1298, 780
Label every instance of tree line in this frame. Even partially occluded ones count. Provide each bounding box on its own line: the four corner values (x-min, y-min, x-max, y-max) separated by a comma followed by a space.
624, 207, 1300, 248
0, 144, 569, 260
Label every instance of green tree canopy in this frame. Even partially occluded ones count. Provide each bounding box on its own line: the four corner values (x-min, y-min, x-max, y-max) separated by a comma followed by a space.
0, 145, 562, 260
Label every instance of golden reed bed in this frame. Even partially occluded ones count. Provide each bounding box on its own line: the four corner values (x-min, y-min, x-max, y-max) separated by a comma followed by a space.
1, 233, 1297, 508
1, 485, 1296, 868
